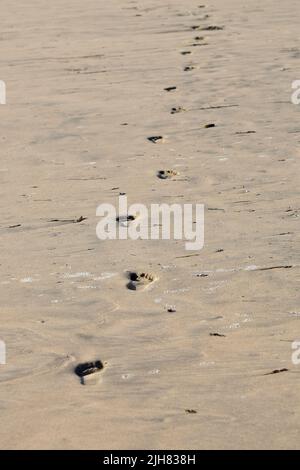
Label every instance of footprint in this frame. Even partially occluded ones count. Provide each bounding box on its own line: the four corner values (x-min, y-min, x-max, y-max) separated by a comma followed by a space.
126, 272, 158, 291
181, 51, 191, 55
191, 24, 209, 30
201, 25, 223, 31
191, 42, 208, 47
49, 216, 87, 225
74, 360, 104, 385
184, 66, 195, 72
171, 107, 185, 114
164, 86, 177, 92
116, 214, 136, 226
157, 169, 179, 180
147, 136, 164, 144
264, 368, 289, 376
204, 123, 215, 128
235, 130, 256, 135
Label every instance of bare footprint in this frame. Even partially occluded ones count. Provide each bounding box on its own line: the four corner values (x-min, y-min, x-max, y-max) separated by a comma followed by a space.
185, 409, 197, 414
184, 65, 195, 72
171, 106, 185, 114
116, 214, 136, 226
74, 360, 104, 385
157, 169, 179, 180
147, 136, 164, 144
204, 123, 215, 128
164, 86, 177, 92
191, 23, 209, 30
191, 42, 208, 47
201, 25, 223, 31
126, 272, 158, 291
49, 216, 87, 225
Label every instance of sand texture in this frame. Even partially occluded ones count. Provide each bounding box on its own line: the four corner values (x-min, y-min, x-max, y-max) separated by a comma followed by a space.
0, 0, 300, 449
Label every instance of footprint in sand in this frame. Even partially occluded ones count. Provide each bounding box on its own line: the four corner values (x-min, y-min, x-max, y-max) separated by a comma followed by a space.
171, 107, 185, 114
116, 214, 136, 226
201, 25, 223, 31
157, 169, 179, 180
185, 409, 197, 414
147, 136, 165, 144
184, 66, 195, 72
164, 86, 177, 92
191, 42, 208, 47
126, 272, 158, 291
191, 25, 206, 31
204, 123, 215, 128
74, 360, 104, 385
191, 36, 208, 47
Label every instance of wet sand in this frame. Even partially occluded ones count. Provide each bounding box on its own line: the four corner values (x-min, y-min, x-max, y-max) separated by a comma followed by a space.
0, 0, 300, 449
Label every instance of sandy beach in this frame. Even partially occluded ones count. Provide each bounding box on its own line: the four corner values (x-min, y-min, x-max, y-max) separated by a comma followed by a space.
0, 0, 300, 449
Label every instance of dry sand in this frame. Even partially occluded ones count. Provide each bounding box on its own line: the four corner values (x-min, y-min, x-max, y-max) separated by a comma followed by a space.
0, 0, 300, 450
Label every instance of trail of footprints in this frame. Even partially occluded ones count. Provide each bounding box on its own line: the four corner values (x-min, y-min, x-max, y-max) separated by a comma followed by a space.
74, 4, 227, 384
73, 5, 276, 386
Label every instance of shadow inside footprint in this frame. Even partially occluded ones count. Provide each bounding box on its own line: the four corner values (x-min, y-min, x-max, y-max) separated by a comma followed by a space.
74, 360, 104, 385
126, 272, 157, 291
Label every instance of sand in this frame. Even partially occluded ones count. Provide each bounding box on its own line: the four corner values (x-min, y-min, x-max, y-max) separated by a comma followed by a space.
0, 0, 300, 450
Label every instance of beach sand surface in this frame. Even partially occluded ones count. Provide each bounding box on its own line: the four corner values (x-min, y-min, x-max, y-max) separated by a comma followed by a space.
0, 0, 300, 449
